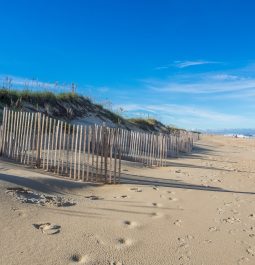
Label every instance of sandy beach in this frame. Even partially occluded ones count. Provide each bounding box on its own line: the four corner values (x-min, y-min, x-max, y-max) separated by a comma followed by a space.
1, 135, 255, 265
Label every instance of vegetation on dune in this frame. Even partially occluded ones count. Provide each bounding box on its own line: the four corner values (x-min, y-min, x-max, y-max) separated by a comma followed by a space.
0, 88, 192, 133
127, 118, 163, 131
0, 89, 81, 106
127, 118, 187, 134
0, 88, 127, 126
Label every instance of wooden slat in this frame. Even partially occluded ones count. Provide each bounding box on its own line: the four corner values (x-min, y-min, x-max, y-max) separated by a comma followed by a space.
54, 120, 60, 173
23, 112, 30, 164
42, 116, 48, 169
91, 125, 95, 182
82, 126, 87, 181
1, 108, 7, 155
39, 114, 45, 164
95, 125, 99, 182
31, 113, 37, 166
36, 113, 42, 167
20, 112, 28, 163
69, 124, 75, 179
86, 126, 91, 181
78, 125, 82, 180
50, 119, 56, 170
46, 118, 52, 171
74, 124, 79, 180
108, 128, 114, 184
61, 122, 67, 175
57, 121, 63, 175
66, 123, 71, 176
26, 113, 34, 165
4, 109, 10, 157
8, 110, 14, 158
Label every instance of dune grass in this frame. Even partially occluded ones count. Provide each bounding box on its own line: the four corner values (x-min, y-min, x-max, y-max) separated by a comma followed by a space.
0, 88, 83, 106
0, 88, 186, 133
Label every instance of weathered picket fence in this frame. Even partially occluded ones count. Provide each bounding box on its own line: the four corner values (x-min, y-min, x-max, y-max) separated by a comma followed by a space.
0, 108, 199, 183
0, 108, 121, 184
118, 129, 198, 167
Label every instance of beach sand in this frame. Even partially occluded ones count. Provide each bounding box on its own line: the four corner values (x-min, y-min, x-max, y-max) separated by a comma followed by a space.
1, 135, 255, 265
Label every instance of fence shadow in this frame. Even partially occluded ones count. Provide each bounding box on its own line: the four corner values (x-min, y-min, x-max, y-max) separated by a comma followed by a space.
0, 172, 101, 195
120, 173, 255, 195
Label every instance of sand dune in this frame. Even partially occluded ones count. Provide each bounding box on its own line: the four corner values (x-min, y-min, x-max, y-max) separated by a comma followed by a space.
1, 135, 255, 265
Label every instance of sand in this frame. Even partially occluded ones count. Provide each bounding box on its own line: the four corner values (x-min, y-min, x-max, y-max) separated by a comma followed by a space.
1, 135, 255, 265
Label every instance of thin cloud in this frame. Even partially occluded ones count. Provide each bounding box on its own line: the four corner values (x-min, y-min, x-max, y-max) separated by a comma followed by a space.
155, 65, 170, 70
174, 60, 219, 68
120, 103, 244, 123
155, 60, 219, 70
211, 74, 240, 81
146, 74, 255, 94
116, 103, 250, 129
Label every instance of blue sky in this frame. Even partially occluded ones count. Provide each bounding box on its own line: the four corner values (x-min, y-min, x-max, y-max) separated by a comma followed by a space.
1, 0, 255, 130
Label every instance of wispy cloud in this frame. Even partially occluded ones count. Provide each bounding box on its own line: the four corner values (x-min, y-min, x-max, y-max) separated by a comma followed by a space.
145, 73, 255, 95
155, 60, 219, 70
119, 103, 244, 122
211, 74, 240, 81
155, 65, 170, 70
174, 60, 219, 68
115, 103, 249, 129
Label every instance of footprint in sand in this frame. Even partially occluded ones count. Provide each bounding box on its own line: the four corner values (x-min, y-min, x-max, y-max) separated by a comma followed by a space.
208, 226, 219, 232
174, 219, 182, 226
238, 257, 249, 264
151, 212, 164, 218
70, 254, 89, 264
113, 195, 128, 199
83, 233, 105, 245
224, 202, 233, 207
129, 187, 142, 192
151, 202, 162, 207
217, 208, 224, 214
247, 246, 255, 256
33, 223, 61, 235
122, 220, 138, 228
178, 254, 191, 264
166, 191, 176, 195
204, 239, 212, 244
222, 217, 241, 224
11, 207, 26, 217
249, 214, 255, 219
110, 262, 123, 265
178, 235, 194, 243
116, 238, 133, 248
168, 197, 178, 202
85, 195, 103, 200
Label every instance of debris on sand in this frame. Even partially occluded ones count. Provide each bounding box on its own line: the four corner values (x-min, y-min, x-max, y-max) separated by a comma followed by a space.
6, 187, 76, 207
33, 223, 61, 235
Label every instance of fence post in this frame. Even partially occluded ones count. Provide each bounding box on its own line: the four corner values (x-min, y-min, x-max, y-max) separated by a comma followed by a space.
36, 113, 42, 168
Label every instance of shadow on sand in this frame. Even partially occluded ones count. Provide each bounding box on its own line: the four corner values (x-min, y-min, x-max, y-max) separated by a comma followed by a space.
120, 173, 255, 195
0, 172, 101, 195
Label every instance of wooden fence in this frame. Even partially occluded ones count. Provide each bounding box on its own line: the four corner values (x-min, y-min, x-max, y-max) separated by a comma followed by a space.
0, 108, 199, 183
0, 108, 121, 184
118, 129, 196, 166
